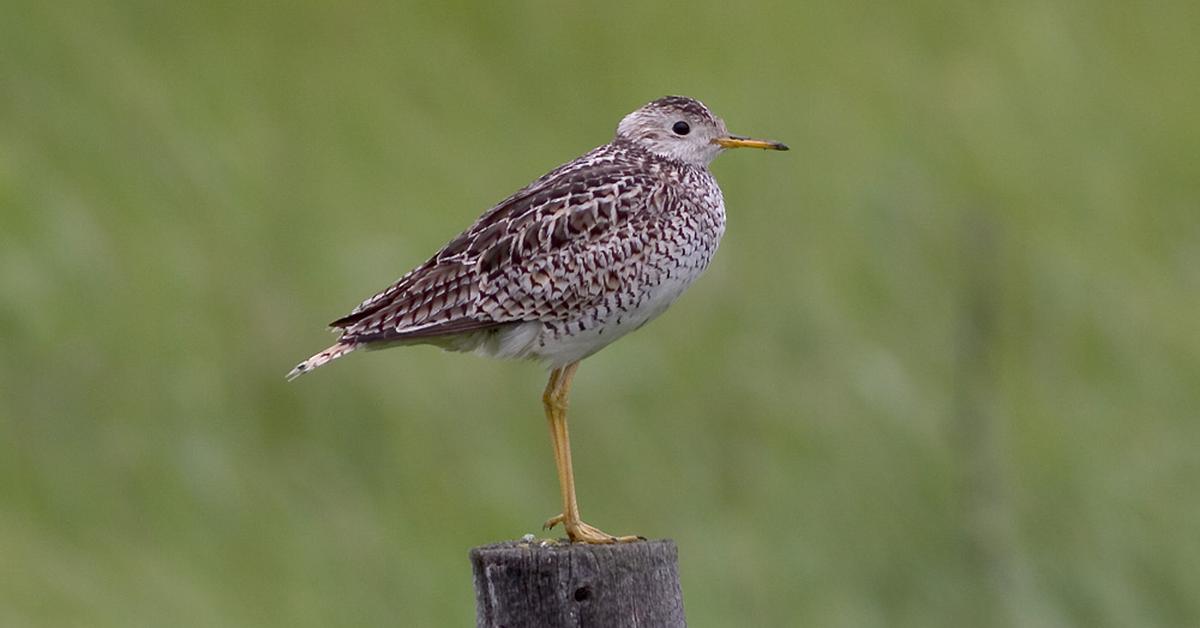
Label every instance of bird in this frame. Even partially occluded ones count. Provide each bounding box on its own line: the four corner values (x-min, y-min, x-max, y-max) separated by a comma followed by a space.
288, 96, 787, 543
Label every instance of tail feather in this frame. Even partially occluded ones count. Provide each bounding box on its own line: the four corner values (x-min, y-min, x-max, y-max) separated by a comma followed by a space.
286, 341, 358, 381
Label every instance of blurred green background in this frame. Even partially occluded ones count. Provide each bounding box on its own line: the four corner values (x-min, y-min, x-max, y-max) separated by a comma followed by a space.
2, 1, 1198, 626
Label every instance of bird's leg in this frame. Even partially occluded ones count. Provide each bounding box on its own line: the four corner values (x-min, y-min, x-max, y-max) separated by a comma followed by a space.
541, 362, 640, 544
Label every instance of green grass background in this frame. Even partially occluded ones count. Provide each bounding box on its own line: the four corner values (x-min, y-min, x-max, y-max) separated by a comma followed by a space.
2, 1, 1198, 626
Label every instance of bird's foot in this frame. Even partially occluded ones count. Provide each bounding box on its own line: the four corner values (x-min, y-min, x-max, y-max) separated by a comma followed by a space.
543, 514, 643, 544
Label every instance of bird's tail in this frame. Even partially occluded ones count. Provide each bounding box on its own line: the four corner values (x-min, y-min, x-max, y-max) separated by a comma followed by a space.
286, 341, 358, 381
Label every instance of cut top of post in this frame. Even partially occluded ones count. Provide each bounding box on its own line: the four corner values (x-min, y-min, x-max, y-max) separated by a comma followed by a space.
470, 539, 686, 628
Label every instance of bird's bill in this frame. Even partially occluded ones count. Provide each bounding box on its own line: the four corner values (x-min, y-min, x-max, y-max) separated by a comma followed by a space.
714, 135, 789, 151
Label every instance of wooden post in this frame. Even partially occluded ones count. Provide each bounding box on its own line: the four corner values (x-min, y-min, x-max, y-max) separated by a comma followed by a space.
470, 539, 686, 628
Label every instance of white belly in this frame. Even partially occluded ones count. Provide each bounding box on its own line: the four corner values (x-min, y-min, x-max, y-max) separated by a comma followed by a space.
527, 271, 698, 367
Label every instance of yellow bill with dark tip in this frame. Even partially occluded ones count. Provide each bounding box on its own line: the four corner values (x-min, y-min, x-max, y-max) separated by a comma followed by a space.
714, 135, 789, 151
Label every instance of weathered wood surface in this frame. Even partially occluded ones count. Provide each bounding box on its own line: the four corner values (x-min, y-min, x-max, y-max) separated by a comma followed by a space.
470, 539, 685, 628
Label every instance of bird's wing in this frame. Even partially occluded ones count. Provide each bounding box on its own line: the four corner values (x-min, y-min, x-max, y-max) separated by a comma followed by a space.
331, 152, 666, 344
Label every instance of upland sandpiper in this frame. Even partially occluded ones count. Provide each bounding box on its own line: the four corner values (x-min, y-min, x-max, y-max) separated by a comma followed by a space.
289, 96, 786, 543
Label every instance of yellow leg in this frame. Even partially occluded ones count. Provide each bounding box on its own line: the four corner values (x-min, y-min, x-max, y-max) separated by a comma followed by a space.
541, 362, 640, 544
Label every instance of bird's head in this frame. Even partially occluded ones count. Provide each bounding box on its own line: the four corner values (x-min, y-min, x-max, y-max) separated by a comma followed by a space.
615, 95, 788, 167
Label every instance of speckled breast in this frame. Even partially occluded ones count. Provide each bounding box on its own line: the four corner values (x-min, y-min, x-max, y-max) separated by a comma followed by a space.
529, 167, 727, 366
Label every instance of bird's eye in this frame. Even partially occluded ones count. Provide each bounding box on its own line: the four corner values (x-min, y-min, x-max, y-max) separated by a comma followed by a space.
671, 121, 690, 136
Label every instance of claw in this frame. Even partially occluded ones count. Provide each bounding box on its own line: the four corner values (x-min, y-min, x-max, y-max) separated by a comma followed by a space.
541, 514, 642, 544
